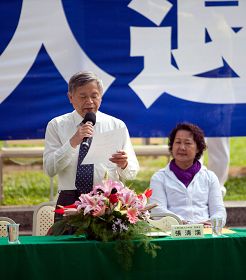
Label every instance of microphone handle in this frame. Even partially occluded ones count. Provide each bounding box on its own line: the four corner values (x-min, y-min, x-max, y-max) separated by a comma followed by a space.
80, 120, 94, 148
82, 137, 91, 148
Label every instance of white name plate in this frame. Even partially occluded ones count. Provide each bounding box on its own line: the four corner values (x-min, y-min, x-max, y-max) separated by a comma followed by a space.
171, 224, 204, 238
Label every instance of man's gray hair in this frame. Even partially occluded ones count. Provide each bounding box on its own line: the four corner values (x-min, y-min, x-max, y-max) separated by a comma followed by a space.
68, 71, 103, 94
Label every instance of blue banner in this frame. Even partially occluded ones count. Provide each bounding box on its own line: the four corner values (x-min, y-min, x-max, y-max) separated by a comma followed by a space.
0, 0, 245, 139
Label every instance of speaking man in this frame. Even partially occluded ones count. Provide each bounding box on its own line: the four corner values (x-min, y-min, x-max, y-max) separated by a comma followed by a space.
43, 71, 139, 221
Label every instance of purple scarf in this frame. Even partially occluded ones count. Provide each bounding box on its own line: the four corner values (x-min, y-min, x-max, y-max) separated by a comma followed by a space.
169, 159, 201, 187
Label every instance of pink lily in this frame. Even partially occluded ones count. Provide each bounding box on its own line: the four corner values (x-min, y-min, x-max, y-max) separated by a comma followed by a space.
94, 179, 124, 197
127, 208, 139, 224
118, 188, 137, 208
78, 193, 105, 215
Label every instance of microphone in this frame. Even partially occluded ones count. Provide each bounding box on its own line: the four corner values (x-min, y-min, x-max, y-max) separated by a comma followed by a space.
81, 112, 96, 148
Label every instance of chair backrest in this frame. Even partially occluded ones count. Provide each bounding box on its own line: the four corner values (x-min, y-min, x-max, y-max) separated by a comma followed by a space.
148, 213, 182, 232
0, 217, 16, 237
32, 202, 56, 236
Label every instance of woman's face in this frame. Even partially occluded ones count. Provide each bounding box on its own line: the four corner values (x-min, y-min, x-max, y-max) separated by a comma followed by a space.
172, 129, 199, 168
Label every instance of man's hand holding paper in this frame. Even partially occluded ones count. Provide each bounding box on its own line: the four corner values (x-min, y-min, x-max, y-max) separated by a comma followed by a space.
109, 150, 128, 169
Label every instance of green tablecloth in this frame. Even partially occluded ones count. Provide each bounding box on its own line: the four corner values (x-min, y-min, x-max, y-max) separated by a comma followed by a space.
0, 229, 246, 280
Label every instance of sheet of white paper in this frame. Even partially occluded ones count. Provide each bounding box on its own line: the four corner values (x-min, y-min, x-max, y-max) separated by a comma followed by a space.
82, 127, 126, 164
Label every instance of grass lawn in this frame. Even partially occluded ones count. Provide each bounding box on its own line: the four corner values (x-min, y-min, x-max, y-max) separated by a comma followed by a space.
1, 137, 246, 205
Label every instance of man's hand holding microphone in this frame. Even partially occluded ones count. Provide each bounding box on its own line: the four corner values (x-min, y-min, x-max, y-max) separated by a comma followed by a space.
70, 112, 96, 148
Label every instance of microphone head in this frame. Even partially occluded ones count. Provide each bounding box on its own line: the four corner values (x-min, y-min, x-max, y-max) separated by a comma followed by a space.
82, 112, 96, 126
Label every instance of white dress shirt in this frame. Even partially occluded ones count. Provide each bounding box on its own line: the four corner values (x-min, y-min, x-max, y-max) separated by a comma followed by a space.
149, 163, 227, 226
43, 110, 139, 191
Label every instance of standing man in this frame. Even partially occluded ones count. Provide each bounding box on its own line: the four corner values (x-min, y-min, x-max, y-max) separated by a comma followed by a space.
43, 71, 139, 221
207, 137, 230, 197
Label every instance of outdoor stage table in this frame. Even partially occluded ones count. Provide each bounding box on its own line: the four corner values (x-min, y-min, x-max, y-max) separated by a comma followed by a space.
0, 228, 246, 280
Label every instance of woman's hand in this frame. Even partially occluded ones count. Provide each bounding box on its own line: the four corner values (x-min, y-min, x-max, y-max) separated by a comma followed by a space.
199, 220, 212, 228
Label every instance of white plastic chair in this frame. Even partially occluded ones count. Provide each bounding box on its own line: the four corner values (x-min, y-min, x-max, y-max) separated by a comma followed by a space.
0, 217, 16, 237
148, 213, 182, 232
32, 201, 56, 236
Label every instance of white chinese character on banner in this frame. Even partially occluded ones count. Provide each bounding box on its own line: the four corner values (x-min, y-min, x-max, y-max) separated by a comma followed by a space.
129, 0, 246, 108
0, 0, 114, 104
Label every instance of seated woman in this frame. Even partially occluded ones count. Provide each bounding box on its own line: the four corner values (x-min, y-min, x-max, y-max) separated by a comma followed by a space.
149, 122, 226, 226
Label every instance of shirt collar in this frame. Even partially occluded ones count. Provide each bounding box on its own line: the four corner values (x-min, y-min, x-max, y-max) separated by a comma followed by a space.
72, 110, 102, 127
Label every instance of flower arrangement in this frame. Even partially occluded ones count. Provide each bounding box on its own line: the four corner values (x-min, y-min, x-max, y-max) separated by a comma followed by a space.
49, 178, 159, 270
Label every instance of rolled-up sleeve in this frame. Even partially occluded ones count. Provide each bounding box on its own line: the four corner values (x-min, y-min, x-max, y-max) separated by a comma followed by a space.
117, 126, 139, 180
43, 121, 77, 177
